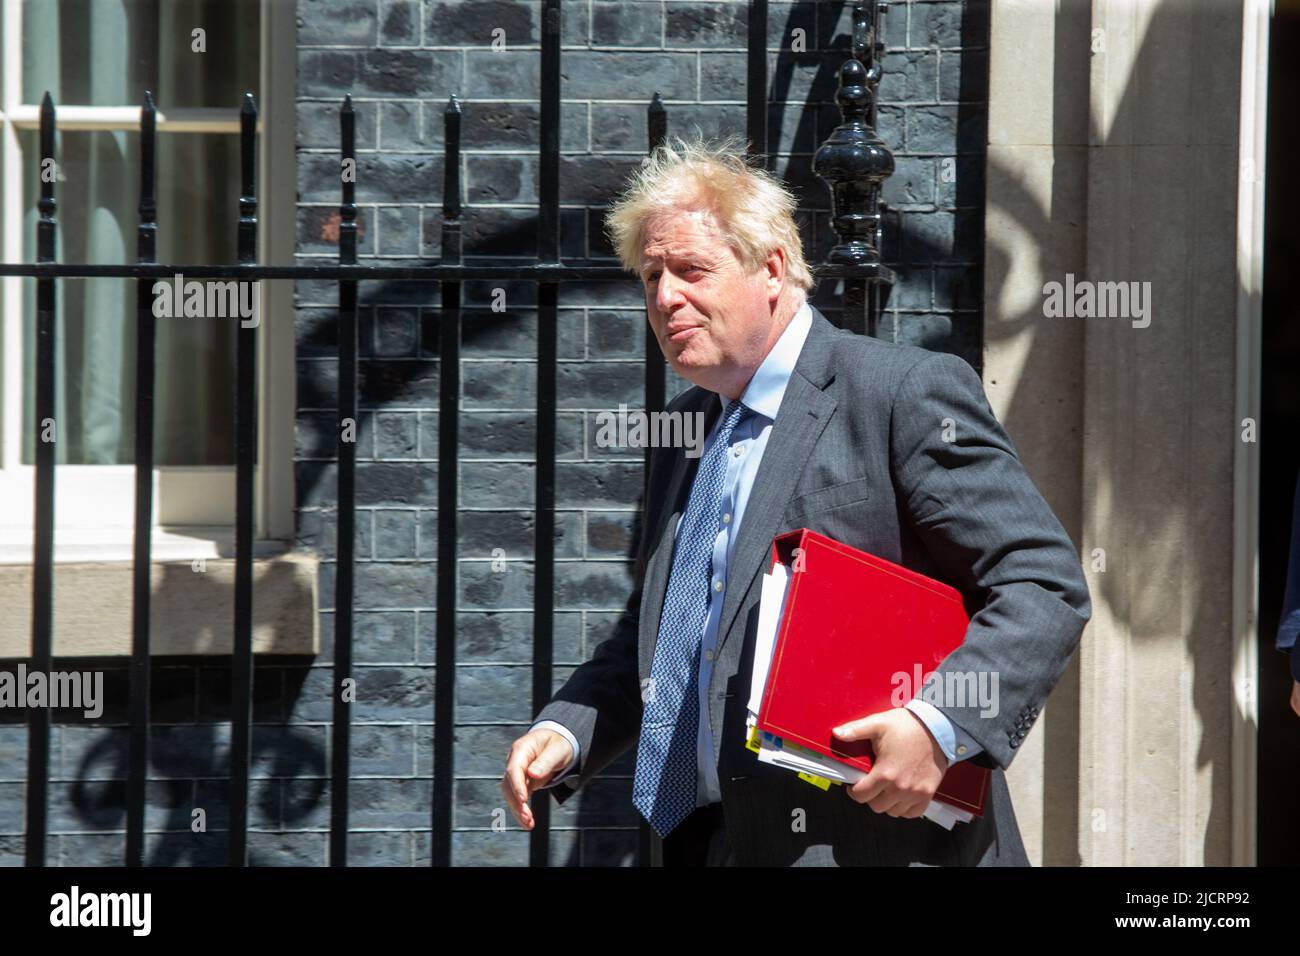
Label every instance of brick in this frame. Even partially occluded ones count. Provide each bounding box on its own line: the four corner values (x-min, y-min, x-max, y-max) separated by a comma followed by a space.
586, 511, 638, 557
449, 829, 528, 866
560, 52, 696, 100
462, 361, 536, 407
361, 360, 440, 408
879, 50, 939, 103
347, 830, 412, 865
554, 561, 636, 610
463, 50, 539, 98
907, 104, 957, 152
377, 205, 422, 256
425, 0, 589, 45
909, 1, 965, 48
593, 0, 662, 47
317, 609, 418, 662
459, 308, 585, 360
352, 562, 439, 607
299, 0, 378, 45
665, 3, 746, 47
587, 311, 647, 359
297, 505, 375, 559
375, 411, 419, 459
426, 610, 583, 666
458, 410, 583, 460
454, 665, 532, 722
461, 461, 535, 508
374, 507, 419, 555
352, 666, 435, 721
379, 0, 420, 44
555, 461, 643, 509
298, 100, 377, 149
248, 726, 329, 781
372, 307, 418, 357
556, 361, 643, 408
458, 559, 535, 610
459, 206, 585, 258
298, 205, 376, 256
0, 729, 25, 782
0, 837, 21, 866
698, 51, 746, 101
560, 155, 644, 205
248, 832, 328, 867
889, 264, 933, 310
883, 155, 936, 207
417, 411, 440, 459
437, 101, 588, 151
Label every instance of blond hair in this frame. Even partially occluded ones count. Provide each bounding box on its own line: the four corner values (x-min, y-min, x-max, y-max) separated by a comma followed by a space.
604, 133, 815, 295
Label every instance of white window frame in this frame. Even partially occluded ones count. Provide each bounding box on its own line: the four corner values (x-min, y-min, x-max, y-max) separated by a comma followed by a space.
0, 0, 296, 557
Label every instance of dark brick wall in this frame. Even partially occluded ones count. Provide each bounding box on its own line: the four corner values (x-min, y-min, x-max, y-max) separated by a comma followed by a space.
0, 0, 989, 867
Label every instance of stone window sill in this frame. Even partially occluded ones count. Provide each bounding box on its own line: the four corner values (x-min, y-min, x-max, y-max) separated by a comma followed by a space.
0, 529, 318, 657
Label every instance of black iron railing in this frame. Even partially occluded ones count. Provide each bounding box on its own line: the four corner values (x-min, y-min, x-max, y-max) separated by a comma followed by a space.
1, 0, 894, 867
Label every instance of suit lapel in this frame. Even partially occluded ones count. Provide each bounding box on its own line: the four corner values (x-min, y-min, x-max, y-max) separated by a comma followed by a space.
638, 306, 841, 673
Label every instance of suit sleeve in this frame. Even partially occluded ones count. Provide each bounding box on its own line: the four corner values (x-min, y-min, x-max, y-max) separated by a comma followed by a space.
889, 352, 1092, 771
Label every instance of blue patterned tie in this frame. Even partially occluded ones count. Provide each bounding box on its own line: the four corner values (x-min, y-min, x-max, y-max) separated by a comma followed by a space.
633, 397, 748, 838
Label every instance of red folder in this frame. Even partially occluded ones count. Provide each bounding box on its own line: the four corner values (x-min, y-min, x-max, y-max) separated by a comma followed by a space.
757, 528, 990, 816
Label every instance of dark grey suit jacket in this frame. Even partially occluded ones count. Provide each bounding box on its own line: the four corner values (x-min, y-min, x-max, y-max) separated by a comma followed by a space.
533, 304, 1092, 866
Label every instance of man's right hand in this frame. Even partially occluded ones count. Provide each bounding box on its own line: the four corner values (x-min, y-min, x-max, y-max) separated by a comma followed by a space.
501, 729, 575, 830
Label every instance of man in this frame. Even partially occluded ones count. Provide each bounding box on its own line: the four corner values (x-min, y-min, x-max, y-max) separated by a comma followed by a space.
500, 137, 1092, 866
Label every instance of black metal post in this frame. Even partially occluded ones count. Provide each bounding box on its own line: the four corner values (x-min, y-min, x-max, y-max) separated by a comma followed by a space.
228, 92, 258, 867
329, 94, 358, 867
126, 90, 158, 868
25, 91, 57, 869
431, 93, 463, 868
530, 0, 562, 869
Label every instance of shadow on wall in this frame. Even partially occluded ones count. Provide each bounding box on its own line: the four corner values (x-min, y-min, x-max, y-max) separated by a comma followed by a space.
977, 0, 1300, 865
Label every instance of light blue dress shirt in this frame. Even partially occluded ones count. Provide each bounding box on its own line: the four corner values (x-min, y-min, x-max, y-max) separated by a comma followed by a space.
532, 300, 984, 797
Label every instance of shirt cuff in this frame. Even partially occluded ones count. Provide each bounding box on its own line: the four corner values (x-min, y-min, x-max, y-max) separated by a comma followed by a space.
529, 720, 581, 787
903, 699, 984, 765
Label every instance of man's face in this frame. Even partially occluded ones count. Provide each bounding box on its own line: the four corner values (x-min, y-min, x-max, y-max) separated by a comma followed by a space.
639, 208, 782, 397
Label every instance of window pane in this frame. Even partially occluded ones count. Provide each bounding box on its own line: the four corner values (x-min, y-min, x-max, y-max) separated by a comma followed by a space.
22, 0, 260, 108
19, 129, 248, 466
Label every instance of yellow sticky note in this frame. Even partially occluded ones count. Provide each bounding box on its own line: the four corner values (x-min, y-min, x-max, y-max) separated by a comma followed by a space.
745, 724, 762, 754
797, 772, 832, 791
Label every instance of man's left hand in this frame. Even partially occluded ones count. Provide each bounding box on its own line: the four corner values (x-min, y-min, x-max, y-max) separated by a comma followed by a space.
833, 709, 950, 819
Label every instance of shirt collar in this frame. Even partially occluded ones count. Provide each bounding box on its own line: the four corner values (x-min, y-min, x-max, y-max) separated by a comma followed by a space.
717, 299, 813, 422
